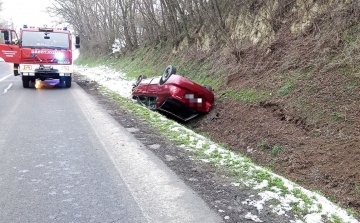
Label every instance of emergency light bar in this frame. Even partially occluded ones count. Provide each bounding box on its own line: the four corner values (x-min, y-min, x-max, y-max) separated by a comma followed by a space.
22, 25, 68, 31
39, 28, 54, 32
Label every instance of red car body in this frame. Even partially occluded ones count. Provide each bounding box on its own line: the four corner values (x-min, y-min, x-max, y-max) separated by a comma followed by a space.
132, 68, 214, 121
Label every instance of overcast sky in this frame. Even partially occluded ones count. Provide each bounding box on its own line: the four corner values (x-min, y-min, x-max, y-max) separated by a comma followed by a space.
1, 0, 57, 30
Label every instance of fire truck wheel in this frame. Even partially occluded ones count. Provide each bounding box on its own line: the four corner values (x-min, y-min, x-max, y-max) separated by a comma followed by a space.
65, 76, 72, 88
22, 76, 29, 88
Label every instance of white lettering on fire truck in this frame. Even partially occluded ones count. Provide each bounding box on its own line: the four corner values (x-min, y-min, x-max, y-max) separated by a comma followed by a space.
31, 50, 57, 54
1, 50, 17, 57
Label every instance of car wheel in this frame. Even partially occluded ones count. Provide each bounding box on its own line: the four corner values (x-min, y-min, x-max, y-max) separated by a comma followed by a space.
133, 75, 147, 91
160, 65, 176, 85
22, 76, 29, 88
65, 76, 72, 88
203, 85, 213, 91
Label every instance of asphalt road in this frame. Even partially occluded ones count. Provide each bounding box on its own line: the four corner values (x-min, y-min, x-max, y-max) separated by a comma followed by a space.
0, 63, 223, 223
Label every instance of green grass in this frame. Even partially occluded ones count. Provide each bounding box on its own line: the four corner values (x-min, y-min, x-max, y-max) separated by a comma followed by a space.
260, 140, 270, 150
270, 145, 282, 157
290, 201, 303, 216
254, 169, 272, 182
307, 84, 318, 93
332, 112, 345, 121
330, 214, 345, 223
344, 34, 357, 43
221, 88, 269, 103
234, 89, 268, 102
293, 188, 314, 205
278, 82, 295, 96
75, 47, 225, 89
339, 65, 354, 75
347, 81, 358, 91
289, 188, 321, 218
268, 198, 281, 206
355, 184, 360, 197
269, 177, 289, 194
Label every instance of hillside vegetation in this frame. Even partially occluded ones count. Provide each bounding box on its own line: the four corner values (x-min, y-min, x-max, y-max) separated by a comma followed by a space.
57, 0, 360, 217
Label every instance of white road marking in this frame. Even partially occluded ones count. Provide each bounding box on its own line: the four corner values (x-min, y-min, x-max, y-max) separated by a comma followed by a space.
4, 83, 13, 94
0, 74, 12, 82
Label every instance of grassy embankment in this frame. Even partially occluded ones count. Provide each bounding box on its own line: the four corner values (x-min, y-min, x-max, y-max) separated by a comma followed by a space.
74, 42, 360, 221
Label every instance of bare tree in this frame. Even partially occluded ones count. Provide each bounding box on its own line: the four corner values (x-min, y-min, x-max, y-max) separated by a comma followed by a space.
48, 0, 330, 57
0, 0, 12, 28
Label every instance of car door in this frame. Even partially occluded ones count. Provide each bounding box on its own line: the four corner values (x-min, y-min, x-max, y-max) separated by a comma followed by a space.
0, 28, 21, 63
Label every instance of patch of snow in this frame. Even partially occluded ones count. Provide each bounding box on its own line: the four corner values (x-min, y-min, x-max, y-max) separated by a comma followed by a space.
200, 159, 211, 163
247, 146, 255, 153
253, 180, 268, 190
74, 65, 133, 98
126, 127, 139, 133
148, 144, 161, 150
112, 39, 121, 53
244, 212, 263, 222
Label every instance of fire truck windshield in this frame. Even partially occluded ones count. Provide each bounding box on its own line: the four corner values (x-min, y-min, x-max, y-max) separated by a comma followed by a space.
21, 31, 69, 49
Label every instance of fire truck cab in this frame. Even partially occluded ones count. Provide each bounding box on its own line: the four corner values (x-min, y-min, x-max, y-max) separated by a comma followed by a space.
0, 25, 80, 88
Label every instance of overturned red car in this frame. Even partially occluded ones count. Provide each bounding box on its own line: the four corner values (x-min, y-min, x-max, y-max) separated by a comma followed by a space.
131, 65, 215, 121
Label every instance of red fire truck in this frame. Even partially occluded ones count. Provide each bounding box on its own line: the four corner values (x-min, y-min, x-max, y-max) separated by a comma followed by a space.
0, 25, 80, 88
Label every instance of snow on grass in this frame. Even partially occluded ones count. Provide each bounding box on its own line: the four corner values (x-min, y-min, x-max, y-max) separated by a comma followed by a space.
75, 65, 359, 223
74, 65, 134, 98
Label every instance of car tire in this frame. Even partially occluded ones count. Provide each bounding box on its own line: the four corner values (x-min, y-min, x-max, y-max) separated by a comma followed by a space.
65, 76, 72, 88
133, 75, 147, 91
22, 76, 29, 88
160, 65, 176, 85
203, 84, 213, 91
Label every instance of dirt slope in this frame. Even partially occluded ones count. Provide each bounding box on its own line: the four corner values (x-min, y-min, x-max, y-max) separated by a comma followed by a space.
189, 23, 360, 215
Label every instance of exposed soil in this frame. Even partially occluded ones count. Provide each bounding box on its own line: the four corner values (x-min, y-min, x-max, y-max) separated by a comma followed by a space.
192, 97, 360, 214
188, 23, 360, 216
